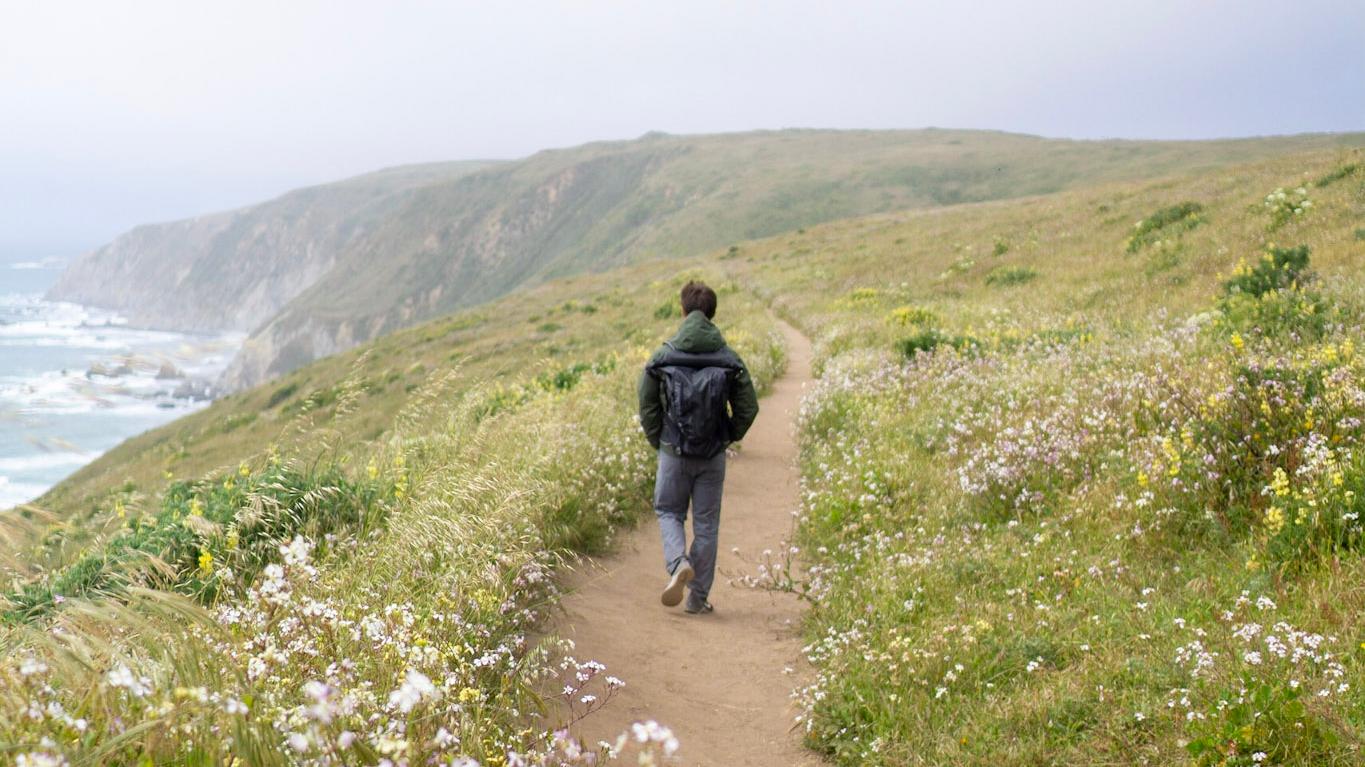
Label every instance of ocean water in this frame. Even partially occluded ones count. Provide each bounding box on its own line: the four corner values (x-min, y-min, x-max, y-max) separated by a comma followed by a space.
0, 258, 242, 508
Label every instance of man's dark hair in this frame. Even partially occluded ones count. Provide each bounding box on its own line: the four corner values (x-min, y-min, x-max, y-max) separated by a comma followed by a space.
681, 281, 718, 319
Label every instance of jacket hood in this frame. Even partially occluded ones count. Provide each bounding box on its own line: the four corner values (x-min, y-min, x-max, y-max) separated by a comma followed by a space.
668, 310, 726, 353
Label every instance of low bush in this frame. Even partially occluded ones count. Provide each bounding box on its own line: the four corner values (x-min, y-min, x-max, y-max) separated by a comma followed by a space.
1219, 245, 1328, 339
1263, 187, 1312, 231
1126, 201, 1204, 252
984, 265, 1039, 286
3, 462, 391, 619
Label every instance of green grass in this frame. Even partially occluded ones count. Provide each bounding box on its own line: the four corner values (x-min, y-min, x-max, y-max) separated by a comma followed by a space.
716, 145, 1365, 764
0, 264, 784, 763
7, 140, 1365, 764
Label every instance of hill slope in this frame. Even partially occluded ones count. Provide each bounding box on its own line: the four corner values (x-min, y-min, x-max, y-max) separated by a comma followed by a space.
7, 144, 1365, 765
50, 129, 1365, 389
46, 160, 498, 333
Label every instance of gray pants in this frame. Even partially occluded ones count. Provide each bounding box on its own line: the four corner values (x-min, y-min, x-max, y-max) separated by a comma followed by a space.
653, 449, 727, 600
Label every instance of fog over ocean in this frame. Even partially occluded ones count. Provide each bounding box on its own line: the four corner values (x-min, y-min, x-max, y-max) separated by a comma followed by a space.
0, 255, 241, 508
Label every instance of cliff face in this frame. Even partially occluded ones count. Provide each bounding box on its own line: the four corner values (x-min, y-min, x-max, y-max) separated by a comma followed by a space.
47, 161, 496, 333
53, 129, 1365, 390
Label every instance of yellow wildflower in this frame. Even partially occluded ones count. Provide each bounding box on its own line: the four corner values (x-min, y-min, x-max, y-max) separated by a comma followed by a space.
1265, 506, 1285, 535
1270, 467, 1290, 497
198, 549, 214, 576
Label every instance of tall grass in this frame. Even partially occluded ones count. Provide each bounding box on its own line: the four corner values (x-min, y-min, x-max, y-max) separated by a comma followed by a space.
0, 280, 784, 764
719, 148, 1365, 764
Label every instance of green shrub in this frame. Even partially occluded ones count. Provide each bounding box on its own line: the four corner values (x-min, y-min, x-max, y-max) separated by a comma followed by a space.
1137, 342, 1365, 567
887, 305, 938, 327
3, 463, 391, 619
653, 297, 681, 319
895, 329, 974, 357
1263, 187, 1311, 231
992, 236, 1011, 257
265, 381, 298, 409
1223, 245, 1312, 298
1126, 202, 1204, 252
1218, 245, 1327, 338
1314, 162, 1359, 188
985, 265, 1039, 286
216, 412, 257, 434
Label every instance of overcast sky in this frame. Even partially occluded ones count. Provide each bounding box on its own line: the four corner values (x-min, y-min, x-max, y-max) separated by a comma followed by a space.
2, 0, 1362, 258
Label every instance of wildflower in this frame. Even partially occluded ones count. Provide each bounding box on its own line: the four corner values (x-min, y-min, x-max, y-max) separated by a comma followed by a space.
1265, 506, 1285, 535
287, 733, 309, 752
15, 754, 66, 767
106, 665, 152, 698
388, 669, 437, 713
198, 548, 214, 576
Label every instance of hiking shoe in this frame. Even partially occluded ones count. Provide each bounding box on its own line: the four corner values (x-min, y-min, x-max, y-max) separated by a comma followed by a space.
661, 561, 694, 607
683, 592, 714, 615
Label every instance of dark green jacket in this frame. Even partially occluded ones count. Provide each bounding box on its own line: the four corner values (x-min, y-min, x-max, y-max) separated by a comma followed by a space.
639, 311, 759, 454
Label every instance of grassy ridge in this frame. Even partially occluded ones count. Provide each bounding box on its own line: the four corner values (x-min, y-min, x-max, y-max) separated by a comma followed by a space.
54, 129, 1365, 389
216, 128, 1365, 386
719, 148, 1365, 764
0, 268, 784, 763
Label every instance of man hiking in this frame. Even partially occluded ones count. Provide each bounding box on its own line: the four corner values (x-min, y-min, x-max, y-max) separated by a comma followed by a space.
638, 281, 759, 614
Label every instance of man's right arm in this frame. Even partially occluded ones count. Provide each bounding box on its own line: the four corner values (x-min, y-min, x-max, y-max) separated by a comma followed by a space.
638, 366, 663, 449
727, 359, 759, 441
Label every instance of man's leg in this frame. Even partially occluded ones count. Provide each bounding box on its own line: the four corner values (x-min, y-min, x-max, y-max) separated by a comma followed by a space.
687, 451, 727, 601
653, 450, 693, 575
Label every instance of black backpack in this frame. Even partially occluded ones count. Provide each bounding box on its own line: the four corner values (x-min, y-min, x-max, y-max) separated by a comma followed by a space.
647, 342, 743, 458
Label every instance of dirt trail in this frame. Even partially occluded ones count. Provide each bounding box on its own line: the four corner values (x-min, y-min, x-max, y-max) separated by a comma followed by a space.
556, 320, 820, 766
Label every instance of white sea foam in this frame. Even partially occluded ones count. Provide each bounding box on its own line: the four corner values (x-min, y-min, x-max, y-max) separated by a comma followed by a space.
0, 453, 90, 473
0, 282, 242, 508
0, 476, 50, 509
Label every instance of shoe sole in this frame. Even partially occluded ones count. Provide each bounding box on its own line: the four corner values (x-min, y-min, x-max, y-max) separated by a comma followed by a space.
661, 563, 694, 607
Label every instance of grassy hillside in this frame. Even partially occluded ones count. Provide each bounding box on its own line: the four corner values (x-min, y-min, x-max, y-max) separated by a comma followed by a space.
6, 142, 1365, 764
2, 258, 785, 763
718, 146, 1365, 764
54, 129, 1365, 390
